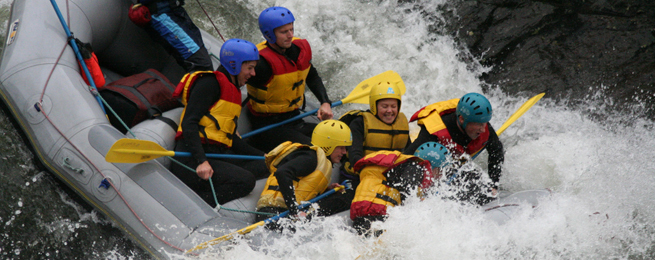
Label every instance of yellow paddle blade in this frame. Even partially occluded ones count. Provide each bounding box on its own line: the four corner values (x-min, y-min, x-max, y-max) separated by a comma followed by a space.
105, 138, 175, 163
496, 92, 545, 136
187, 221, 266, 252
342, 70, 406, 105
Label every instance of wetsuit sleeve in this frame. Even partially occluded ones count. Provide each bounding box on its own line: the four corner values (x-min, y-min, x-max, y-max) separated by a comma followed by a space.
347, 116, 366, 166
180, 75, 220, 164
273, 149, 318, 215
305, 65, 332, 105
486, 124, 504, 188
245, 56, 273, 89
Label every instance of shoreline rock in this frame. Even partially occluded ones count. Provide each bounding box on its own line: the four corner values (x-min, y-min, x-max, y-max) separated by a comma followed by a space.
442, 0, 655, 119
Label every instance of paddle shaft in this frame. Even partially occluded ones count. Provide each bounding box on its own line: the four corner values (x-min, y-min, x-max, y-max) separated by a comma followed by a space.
188, 182, 348, 252
241, 99, 347, 139
111, 148, 264, 160
178, 151, 264, 160
49, 0, 105, 114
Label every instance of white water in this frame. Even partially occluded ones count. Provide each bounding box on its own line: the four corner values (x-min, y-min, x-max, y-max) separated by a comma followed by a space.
184, 0, 655, 259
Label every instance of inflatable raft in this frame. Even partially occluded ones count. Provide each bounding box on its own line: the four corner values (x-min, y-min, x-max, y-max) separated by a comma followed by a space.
0, 0, 551, 258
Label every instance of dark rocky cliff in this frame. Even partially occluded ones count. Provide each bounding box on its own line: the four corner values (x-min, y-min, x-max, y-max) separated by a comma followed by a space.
441, 0, 655, 120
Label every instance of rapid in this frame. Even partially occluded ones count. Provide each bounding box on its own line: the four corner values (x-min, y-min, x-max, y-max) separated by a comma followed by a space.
1, 0, 654, 259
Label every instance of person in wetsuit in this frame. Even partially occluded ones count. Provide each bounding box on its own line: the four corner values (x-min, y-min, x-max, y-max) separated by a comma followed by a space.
315, 80, 411, 216
170, 39, 268, 207
255, 120, 352, 223
244, 6, 333, 152
405, 93, 503, 205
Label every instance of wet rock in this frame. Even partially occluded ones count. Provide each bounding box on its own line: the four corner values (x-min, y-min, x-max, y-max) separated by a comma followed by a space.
443, 0, 655, 120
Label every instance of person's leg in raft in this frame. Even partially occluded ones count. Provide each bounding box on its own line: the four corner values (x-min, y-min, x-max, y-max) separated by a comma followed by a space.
227, 157, 269, 180
170, 157, 256, 207
206, 159, 257, 205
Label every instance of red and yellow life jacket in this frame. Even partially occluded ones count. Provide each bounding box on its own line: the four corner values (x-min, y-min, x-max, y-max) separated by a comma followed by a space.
410, 99, 490, 156
350, 151, 426, 220
256, 141, 332, 210
341, 110, 410, 175
174, 71, 241, 147
246, 38, 312, 114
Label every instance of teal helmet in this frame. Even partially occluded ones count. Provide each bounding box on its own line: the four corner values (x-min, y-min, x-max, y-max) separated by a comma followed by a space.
414, 142, 451, 168
456, 92, 492, 129
219, 39, 259, 75
259, 7, 295, 44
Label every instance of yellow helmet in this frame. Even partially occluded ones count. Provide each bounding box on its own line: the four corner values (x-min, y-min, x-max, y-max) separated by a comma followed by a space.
369, 81, 402, 115
311, 119, 352, 156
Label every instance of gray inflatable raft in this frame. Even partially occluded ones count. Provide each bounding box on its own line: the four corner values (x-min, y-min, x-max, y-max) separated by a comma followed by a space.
0, 0, 551, 258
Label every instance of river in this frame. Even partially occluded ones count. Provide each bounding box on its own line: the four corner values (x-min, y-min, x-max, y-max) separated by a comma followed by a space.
1, 0, 654, 259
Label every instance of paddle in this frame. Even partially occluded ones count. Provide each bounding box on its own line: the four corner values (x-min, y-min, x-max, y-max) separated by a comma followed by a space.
494, 92, 545, 136
241, 70, 405, 139
443, 92, 546, 185
187, 180, 352, 252
105, 138, 265, 163
471, 92, 546, 160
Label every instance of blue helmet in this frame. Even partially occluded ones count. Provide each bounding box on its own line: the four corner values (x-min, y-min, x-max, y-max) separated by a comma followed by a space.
414, 142, 452, 168
219, 39, 259, 75
456, 92, 492, 129
258, 7, 295, 44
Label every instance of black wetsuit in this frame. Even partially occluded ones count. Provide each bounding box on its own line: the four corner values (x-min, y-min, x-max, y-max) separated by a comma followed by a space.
170, 67, 268, 207
244, 42, 331, 152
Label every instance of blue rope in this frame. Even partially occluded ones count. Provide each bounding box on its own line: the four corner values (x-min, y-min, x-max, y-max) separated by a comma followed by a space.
49, 0, 106, 114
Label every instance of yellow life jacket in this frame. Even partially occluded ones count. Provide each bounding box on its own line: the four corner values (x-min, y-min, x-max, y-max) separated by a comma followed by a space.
341, 110, 409, 175
256, 141, 332, 210
246, 38, 312, 114
350, 151, 421, 219
412, 98, 459, 135
174, 71, 241, 147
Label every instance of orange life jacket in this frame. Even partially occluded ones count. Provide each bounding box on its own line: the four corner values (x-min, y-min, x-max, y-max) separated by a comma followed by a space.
246, 38, 312, 114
